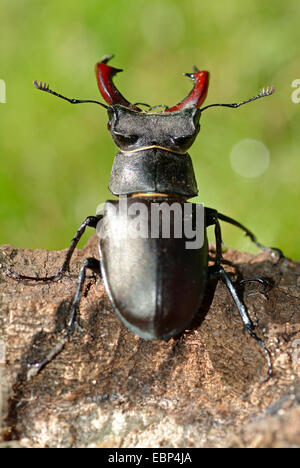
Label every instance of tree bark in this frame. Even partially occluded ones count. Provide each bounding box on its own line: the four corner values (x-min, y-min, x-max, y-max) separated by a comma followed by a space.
0, 237, 299, 448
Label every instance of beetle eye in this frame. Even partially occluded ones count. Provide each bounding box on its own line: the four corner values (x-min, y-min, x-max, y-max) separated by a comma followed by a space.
113, 132, 139, 146
173, 135, 192, 146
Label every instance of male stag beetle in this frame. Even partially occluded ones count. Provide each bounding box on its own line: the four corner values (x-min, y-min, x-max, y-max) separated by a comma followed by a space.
9, 55, 281, 381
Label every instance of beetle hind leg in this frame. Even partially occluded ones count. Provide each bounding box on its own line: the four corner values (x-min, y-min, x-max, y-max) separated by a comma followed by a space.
238, 276, 270, 298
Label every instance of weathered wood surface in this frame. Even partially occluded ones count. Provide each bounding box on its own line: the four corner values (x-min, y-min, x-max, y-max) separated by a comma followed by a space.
0, 236, 299, 448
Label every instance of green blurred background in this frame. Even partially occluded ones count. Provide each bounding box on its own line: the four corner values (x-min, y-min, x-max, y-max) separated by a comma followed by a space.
0, 0, 299, 259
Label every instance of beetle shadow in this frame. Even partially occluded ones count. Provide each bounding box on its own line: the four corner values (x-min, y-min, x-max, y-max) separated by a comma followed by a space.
153, 255, 280, 392
189, 277, 218, 332
151, 276, 218, 389
15, 299, 71, 380
5, 299, 72, 442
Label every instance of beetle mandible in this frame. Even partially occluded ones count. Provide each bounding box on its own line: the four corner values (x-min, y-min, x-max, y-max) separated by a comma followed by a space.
9, 55, 282, 380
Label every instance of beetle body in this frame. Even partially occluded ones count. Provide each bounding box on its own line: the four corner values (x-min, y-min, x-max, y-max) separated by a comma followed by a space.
99, 197, 208, 340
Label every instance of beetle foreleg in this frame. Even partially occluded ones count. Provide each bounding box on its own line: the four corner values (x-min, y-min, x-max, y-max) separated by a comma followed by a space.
7, 214, 102, 282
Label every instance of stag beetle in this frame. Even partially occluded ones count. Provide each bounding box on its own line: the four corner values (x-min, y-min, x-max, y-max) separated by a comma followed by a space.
9, 55, 280, 380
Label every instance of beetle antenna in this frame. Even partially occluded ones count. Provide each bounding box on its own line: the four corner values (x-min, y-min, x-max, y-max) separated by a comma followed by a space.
200, 86, 275, 112
33, 80, 109, 109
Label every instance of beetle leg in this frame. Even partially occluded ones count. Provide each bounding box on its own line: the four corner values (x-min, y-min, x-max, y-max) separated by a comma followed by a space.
210, 264, 273, 381
215, 210, 285, 261
205, 207, 223, 263
7, 214, 102, 282
57, 214, 102, 278
26, 334, 69, 381
67, 257, 101, 332
208, 215, 273, 381
238, 277, 270, 298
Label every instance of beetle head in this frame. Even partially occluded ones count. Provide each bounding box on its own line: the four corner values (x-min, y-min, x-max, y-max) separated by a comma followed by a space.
95, 56, 209, 153
106, 105, 201, 153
